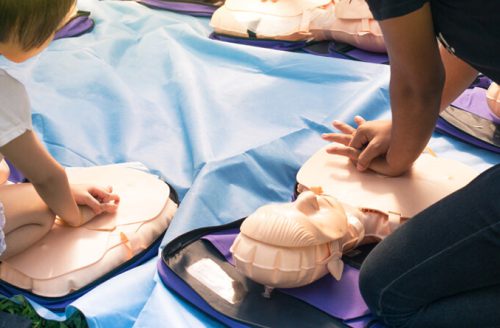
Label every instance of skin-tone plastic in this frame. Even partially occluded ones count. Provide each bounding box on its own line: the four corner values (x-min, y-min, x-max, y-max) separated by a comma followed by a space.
230, 190, 406, 291
0, 165, 176, 297
230, 191, 348, 290
320, 0, 385, 53
210, 0, 386, 52
298, 145, 478, 218
231, 148, 477, 291
486, 82, 500, 118
0, 159, 9, 185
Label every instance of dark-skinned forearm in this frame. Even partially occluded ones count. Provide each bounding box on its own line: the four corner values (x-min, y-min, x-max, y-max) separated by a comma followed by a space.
386, 63, 445, 172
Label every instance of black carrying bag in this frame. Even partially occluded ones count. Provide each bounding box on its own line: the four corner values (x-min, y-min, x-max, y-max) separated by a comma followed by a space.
158, 218, 379, 327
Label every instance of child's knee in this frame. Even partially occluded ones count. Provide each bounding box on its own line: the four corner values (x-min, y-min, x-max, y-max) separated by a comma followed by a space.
40, 211, 56, 234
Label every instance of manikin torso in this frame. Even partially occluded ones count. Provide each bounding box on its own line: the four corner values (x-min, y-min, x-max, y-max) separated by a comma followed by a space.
210, 0, 386, 53
0, 165, 177, 297
487, 82, 500, 118
230, 148, 478, 291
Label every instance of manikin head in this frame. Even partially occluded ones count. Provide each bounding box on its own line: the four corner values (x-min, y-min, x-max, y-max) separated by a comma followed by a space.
240, 190, 349, 246
230, 191, 349, 290
0, 0, 77, 63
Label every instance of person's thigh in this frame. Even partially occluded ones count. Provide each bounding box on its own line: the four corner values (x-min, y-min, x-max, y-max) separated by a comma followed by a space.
0, 183, 52, 233
0, 183, 54, 259
359, 164, 500, 327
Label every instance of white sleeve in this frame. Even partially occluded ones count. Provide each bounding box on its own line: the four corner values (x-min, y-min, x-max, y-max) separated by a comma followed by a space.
0, 70, 33, 148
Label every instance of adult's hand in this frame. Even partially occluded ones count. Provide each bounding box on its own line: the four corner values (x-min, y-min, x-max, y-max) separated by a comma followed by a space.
322, 117, 410, 176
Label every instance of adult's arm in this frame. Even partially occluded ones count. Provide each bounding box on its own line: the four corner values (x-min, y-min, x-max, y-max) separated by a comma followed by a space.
438, 45, 478, 111
367, 3, 444, 174
324, 6, 479, 176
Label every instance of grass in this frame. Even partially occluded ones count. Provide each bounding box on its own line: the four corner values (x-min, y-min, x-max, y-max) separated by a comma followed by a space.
0, 295, 88, 328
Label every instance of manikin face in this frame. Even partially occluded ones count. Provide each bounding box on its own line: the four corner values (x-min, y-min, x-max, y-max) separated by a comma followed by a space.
241, 190, 348, 246
234, 191, 349, 285
293, 190, 342, 217
284, 190, 348, 241
0, 2, 77, 63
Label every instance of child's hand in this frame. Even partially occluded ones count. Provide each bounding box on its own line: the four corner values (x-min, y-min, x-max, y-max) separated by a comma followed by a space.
70, 184, 120, 225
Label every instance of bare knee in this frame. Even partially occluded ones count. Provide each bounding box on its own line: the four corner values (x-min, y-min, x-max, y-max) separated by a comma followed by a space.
1, 212, 55, 260
38, 211, 56, 234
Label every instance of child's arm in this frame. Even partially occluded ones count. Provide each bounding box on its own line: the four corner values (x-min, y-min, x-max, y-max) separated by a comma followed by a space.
0, 130, 118, 226
71, 184, 120, 225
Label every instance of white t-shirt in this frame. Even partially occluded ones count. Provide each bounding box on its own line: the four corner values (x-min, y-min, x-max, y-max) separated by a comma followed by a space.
0, 69, 32, 156
0, 68, 31, 255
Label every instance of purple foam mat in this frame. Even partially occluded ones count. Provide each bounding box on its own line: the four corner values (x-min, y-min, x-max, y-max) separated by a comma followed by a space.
209, 33, 310, 51
210, 33, 389, 64
5, 159, 25, 183
469, 75, 492, 90
54, 13, 94, 40
137, 0, 219, 16
302, 41, 388, 64
202, 229, 370, 321
451, 87, 500, 124
436, 86, 500, 153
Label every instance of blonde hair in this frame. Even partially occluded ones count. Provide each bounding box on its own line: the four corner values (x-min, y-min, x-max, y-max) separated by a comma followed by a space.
0, 0, 76, 50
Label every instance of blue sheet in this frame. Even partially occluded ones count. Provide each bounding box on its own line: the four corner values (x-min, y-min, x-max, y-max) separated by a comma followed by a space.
0, 0, 498, 327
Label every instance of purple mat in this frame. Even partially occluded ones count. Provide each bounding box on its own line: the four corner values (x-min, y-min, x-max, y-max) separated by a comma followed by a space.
137, 0, 219, 16
210, 33, 389, 64
5, 159, 25, 183
209, 33, 310, 51
54, 12, 94, 40
469, 75, 492, 90
303, 41, 389, 64
451, 87, 500, 124
435, 86, 500, 153
202, 230, 370, 321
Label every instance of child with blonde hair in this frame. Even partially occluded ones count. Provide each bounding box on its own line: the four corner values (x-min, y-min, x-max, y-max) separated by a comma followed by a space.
0, 0, 119, 260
